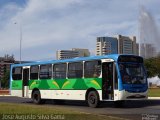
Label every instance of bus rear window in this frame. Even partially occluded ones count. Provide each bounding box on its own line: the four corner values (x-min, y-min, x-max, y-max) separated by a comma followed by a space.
12, 67, 22, 80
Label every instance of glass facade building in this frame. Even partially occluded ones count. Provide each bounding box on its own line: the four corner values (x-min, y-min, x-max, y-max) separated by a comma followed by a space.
96, 35, 139, 56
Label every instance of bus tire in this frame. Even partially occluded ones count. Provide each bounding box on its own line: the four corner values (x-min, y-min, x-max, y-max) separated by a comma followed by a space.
87, 91, 100, 108
32, 90, 44, 104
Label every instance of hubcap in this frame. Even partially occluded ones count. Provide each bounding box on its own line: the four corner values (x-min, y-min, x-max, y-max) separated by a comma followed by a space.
89, 94, 96, 104
34, 94, 38, 101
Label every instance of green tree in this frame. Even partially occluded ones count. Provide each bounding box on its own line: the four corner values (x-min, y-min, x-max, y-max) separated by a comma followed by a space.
155, 56, 160, 78
144, 56, 160, 78
1, 71, 10, 88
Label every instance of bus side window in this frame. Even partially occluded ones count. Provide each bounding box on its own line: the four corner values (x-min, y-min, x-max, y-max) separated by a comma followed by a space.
68, 62, 83, 78
12, 67, 22, 80
84, 60, 101, 78
30, 65, 39, 80
53, 63, 66, 79
39, 64, 52, 79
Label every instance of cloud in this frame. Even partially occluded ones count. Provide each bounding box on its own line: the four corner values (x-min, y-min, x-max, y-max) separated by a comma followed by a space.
0, 0, 159, 60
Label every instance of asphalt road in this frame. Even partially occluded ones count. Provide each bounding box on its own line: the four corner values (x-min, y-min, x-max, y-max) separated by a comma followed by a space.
0, 96, 160, 120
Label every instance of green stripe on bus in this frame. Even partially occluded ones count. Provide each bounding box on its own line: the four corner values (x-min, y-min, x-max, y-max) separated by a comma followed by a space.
29, 78, 102, 90
11, 80, 22, 90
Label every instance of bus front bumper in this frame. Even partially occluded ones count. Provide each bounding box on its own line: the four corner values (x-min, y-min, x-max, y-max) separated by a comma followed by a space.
114, 90, 148, 101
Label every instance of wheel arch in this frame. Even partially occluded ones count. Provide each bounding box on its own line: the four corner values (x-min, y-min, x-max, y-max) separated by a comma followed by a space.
85, 87, 100, 101
31, 88, 40, 98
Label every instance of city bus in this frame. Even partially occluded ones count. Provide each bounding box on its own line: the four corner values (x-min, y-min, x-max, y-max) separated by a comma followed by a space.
10, 54, 148, 107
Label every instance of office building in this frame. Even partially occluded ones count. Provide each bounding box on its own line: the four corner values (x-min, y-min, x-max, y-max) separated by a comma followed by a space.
116, 35, 138, 55
56, 48, 90, 60
96, 35, 139, 56
96, 37, 118, 55
72, 48, 90, 57
140, 43, 157, 59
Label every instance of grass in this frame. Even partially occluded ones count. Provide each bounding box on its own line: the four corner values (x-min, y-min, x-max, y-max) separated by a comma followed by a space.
0, 102, 118, 120
148, 88, 160, 97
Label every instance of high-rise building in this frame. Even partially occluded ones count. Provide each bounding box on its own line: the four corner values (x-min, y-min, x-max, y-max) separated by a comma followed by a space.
96, 35, 139, 56
72, 48, 90, 57
116, 35, 138, 55
56, 48, 90, 60
96, 37, 118, 55
140, 43, 157, 59
136, 43, 140, 56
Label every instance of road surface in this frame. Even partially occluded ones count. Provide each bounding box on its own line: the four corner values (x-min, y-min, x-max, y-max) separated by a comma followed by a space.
0, 96, 160, 120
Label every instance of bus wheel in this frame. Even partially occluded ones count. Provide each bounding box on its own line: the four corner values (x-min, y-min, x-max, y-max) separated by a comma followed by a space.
87, 91, 100, 108
32, 90, 44, 104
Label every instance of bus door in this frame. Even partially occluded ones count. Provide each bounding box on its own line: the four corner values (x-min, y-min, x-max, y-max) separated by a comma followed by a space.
102, 62, 114, 100
22, 67, 29, 97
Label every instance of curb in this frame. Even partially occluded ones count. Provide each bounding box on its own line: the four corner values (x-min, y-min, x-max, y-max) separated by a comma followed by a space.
148, 97, 160, 100
0, 95, 11, 96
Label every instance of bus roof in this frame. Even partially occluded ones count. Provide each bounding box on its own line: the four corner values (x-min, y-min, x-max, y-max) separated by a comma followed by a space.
11, 54, 142, 67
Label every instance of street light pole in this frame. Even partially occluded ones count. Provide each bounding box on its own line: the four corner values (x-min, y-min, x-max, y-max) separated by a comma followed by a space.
15, 22, 22, 64
20, 23, 22, 64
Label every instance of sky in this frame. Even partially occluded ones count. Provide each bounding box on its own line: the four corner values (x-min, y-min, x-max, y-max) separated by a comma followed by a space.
0, 0, 160, 61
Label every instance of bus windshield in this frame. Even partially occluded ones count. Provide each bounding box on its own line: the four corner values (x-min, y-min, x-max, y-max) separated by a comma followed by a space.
119, 63, 147, 84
